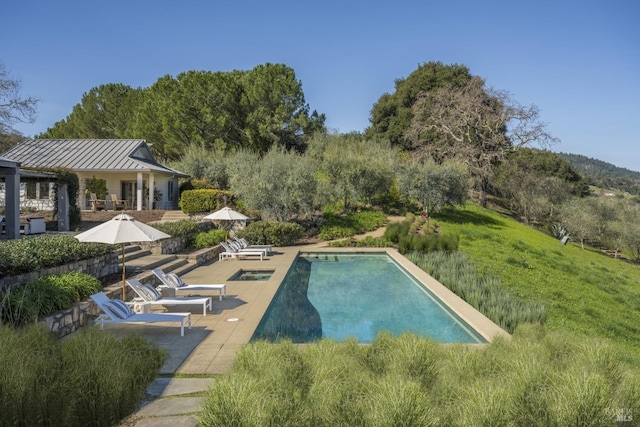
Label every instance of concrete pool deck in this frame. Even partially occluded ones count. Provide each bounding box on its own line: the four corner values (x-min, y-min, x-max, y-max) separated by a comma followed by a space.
99, 245, 509, 376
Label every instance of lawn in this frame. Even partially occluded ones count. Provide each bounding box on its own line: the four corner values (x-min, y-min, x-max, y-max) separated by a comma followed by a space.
433, 204, 640, 367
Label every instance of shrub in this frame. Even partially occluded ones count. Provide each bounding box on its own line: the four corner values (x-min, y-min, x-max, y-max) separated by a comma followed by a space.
180, 189, 233, 214
328, 236, 393, 248
0, 235, 114, 277
194, 229, 227, 249
153, 218, 203, 237
0, 324, 165, 426
0, 272, 102, 326
318, 209, 388, 240
397, 234, 459, 254
239, 221, 304, 246
383, 220, 412, 243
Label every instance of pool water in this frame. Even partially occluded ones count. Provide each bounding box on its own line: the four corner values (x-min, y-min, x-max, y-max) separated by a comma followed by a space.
228, 269, 274, 281
251, 252, 486, 344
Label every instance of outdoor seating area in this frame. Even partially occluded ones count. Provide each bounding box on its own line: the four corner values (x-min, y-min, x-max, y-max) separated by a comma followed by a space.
89, 193, 129, 212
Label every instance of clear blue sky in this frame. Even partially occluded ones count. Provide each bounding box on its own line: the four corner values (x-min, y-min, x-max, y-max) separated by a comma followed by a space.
2, 0, 639, 171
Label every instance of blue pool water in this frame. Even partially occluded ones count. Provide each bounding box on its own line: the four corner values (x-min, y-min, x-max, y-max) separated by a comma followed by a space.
252, 252, 486, 344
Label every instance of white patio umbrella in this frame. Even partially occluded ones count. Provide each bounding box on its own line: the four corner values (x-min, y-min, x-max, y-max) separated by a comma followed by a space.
75, 213, 171, 299
203, 207, 249, 241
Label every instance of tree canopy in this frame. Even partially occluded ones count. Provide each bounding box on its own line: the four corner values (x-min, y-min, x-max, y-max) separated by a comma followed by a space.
366, 61, 473, 148
39, 63, 326, 160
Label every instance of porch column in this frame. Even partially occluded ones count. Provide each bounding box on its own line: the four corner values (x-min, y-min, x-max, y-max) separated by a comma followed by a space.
5, 168, 20, 239
148, 173, 155, 210
57, 182, 70, 231
136, 172, 143, 211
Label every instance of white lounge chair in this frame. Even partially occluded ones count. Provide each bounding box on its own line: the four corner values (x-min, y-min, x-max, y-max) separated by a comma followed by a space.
152, 268, 227, 301
90, 292, 192, 336
233, 237, 273, 255
127, 279, 213, 316
219, 241, 264, 261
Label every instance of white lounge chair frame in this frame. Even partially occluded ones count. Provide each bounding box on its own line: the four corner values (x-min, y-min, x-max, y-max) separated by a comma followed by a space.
152, 268, 227, 301
233, 237, 273, 255
90, 292, 192, 336
127, 279, 213, 316
219, 241, 264, 261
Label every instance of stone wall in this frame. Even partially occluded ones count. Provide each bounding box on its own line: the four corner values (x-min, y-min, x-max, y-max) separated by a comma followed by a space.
0, 253, 119, 292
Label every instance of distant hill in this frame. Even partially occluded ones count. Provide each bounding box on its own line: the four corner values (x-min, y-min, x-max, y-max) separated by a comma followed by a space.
557, 152, 640, 196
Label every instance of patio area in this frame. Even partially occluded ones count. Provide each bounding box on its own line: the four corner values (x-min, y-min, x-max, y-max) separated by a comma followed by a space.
97, 245, 301, 375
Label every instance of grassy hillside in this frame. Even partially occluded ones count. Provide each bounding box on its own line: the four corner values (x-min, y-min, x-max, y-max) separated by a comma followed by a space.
433, 204, 640, 367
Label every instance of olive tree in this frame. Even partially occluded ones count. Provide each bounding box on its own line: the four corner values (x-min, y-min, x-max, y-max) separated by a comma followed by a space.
309, 134, 396, 210
228, 147, 318, 221
395, 159, 469, 216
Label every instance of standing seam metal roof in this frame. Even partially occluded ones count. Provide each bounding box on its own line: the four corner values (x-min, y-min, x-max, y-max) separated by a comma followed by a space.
1, 139, 188, 177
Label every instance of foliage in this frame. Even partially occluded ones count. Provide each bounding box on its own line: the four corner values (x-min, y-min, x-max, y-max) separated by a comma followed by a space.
39, 83, 144, 139
152, 218, 203, 237
0, 272, 101, 326
0, 324, 165, 426
383, 220, 412, 243
407, 251, 545, 333
395, 159, 469, 214
85, 175, 108, 198
0, 234, 113, 277
558, 151, 640, 196
42, 167, 81, 229
318, 209, 388, 240
405, 77, 558, 207
366, 61, 473, 149
239, 221, 304, 246
308, 134, 398, 210
434, 203, 640, 366
194, 229, 227, 249
228, 147, 319, 221
328, 235, 393, 248
496, 148, 590, 197
0, 62, 39, 135
398, 234, 459, 254
199, 327, 640, 426
180, 189, 233, 214
172, 144, 230, 189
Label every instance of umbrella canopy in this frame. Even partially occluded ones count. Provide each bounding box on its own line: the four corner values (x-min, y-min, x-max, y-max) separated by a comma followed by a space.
203, 207, 249, 221
203, 207, 248, 241
75, 213, 171, 299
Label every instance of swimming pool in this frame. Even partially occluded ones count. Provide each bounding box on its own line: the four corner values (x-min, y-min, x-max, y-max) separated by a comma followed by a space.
251, 252, 486, 344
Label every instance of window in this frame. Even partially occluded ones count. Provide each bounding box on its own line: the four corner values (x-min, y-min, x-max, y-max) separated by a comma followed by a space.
26, 182, 37, 199
167, 180, 175, 201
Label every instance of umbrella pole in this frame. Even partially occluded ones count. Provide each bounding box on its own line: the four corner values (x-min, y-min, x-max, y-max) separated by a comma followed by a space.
121, 243, 126, 300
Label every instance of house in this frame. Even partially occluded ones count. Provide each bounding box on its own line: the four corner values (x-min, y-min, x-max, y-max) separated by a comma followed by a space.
1, 139, 189, 211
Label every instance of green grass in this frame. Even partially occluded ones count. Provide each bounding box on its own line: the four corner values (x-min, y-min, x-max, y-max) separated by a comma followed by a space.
433, 204, 640, 367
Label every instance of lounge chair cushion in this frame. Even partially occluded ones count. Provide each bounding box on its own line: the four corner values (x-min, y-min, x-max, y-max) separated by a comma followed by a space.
107, 299, 135, 319
165, 272, 186, 288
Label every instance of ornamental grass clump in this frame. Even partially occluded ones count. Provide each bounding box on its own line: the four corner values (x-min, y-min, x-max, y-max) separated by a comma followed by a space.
0, 324, 165, 426
0, 272, 101, 326
198, 326, 640, 427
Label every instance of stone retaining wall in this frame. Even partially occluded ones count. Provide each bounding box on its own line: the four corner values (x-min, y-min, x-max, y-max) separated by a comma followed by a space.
0, 253, 119, 292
